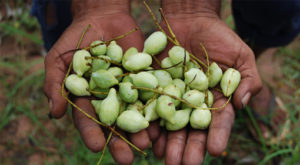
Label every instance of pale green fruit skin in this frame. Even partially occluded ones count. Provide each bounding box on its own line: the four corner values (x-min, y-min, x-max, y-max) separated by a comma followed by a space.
139, 90, 155, 102
168, 46, 190, 66
127, 100, 144, 115
108, 67, 123, 81
99, 88, 120, 126
166, 109, 192, 131
122, 75, 133, 83
93, 88, 109, 99
107, 41, 123, 63
187, 61, 199, 70
208, 62, 223, 88
91, 69, 118, 88
90, 40, 107, 56
122, 47, 138, 67
117, 110, 149, 133
65, 74, 90, 96
161, 57, 183, 79
119, 82, 138, 103
190, 104, 211, 129
220, 68, 241, 97
182, 90, 205, 108
73, 50, 92, 76
92, 55, 111, 72
163, 84, 181, 107
185, 68, 208, 91
89, 79, 97, 90
153, 70, 173, 88
91, 100, 102, 114
144, 99, 159, 121
143, 31, 167, 55
172, 79, 186, 94
160, 119, 166, 127
130, 72, 158, 89
123, 53, 152, 72
156, 95, 176, 124
207, 90, 214, 108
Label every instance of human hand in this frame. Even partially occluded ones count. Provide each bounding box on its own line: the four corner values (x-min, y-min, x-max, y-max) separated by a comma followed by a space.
43, 1, 150, 164
149, 0, 262, 164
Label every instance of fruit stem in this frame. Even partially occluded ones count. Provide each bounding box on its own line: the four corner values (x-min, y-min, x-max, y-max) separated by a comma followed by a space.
97, 125, 115, 165
85, 56, 122, 66
61, 24, 91, 97
87, 89, 109, 95
59, 90, 147, 156
132, 86, 232, 110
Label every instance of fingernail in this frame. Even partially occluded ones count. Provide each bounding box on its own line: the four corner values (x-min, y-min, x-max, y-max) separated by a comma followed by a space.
241, 92, 251, 108
49, 99, 53, 110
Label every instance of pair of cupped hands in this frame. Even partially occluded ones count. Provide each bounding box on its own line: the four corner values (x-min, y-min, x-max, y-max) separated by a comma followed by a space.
43, 4, 262, 165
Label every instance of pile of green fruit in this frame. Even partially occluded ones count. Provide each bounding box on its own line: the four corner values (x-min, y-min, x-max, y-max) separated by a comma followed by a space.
65, 31, 241, 133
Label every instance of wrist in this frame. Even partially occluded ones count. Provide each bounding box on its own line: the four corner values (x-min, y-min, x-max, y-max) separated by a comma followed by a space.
161, 0, 221, 19
72, 0, 130, 19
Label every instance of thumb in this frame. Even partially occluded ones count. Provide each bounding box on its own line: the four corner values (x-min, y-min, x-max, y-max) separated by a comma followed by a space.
233, 46, 262, 110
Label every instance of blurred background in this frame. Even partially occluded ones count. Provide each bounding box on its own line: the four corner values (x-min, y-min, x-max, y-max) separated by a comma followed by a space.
0, 0, 299, 164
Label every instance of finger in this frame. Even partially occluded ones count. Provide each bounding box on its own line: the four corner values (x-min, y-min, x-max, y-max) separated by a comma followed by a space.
72, 97, 105, 152
43, 24, 100, 118
165, 129, 187, 165
153, 130, 167, 159
109, 133, 134, 165
234, 45, 262, 109
129, 129, 150, 151
182, 130, 207, 165
207, 97, 235, 156
147, 120, 161, 141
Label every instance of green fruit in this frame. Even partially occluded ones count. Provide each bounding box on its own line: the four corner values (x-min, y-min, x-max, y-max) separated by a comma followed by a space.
172, 79, 186, 94
143, 31, 167, 55
119, 82, 138, 103
160, 119, 166, 127
139, 90, 155, 102
127, 100, 144, 115
208, 62, 223, 88
98, 88, 120, 125
163, 84, 181, 107
206, 90, 213, 108
168, 46, 190, 66
108, 67, 123, 81
90, 40, 107, 56
220, 68, 241, 97
91, 100, 102, 114
152, 70, 173, 88
72, 50, 91, 76
166, 109, 191, 131
190, 104, 211, 129
184, 68, 208, 91
182, 90, 205, 108
117, 110, 149, 133
122, 47, 138, 67
91, 69, 118, 88
92, 88, 109, 99
161, 57, 183, 79
65, 74, 90, 96
89, 79, 97, 90
156, 95, 176, 124
130, 72, 158, 89
123, 53, 152, 72
91, 55, 111, 72
122, 75, 133, 83
144, 99, 159, 121
107, 41, 123, 63
187, 61, 199, 70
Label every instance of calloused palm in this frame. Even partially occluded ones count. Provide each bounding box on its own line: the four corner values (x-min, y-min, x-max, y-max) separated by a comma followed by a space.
43, 13, 150, 164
